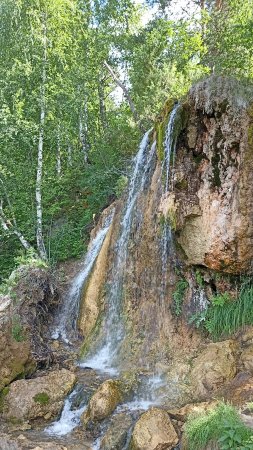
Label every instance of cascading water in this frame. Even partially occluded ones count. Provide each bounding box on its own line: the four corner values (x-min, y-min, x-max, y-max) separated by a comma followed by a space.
45, 110, 182, 446
52, 212, 114, 343
161, 103, 181, 277
80, 129, 154, 372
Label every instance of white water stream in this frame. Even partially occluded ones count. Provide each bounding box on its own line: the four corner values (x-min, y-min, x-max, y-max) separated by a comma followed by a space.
52, 212, 114, 343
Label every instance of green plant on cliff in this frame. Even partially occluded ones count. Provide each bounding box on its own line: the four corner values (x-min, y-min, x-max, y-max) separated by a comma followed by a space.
190, 282, 253, 339
33, 392, 50, 405
185, 402, 253, 450
11, 315, 25, 342
172, 278, 188, 316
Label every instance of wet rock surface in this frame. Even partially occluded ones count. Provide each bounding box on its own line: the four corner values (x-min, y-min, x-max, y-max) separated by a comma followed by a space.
99, 412, 133, 450
130, 407, 179, 450
81, 379, 123, 425
2, 369, 76, 423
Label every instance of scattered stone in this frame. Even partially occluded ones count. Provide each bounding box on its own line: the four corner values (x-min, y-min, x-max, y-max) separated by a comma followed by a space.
81, 379, 123, 426
190, 340, 237, 397
100, 413, 132, 450
167, 400, 219, 422
130, 407, 178, 450
2, 369, 76, 423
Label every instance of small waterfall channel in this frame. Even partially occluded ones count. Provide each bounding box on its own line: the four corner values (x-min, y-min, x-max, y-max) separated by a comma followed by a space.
52, 212, 114, 343
80, 129, 155, 373
44, 104, 182, 446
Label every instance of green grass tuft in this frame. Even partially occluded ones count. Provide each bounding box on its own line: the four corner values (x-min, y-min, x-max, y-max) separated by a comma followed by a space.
33, 392, 50, 405
185, 402, 253, 450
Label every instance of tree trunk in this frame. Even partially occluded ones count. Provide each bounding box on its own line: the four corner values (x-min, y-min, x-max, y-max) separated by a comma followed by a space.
35, 13, 47, 260
98, 73, 107, 131
103, 60, 144, 132
0, 200, 32, 251
56, 124, 61, 176
79, 101, 89, 164
67, 143, 72, 167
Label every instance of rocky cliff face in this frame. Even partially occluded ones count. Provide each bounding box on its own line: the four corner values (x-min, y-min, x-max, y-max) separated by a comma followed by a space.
164, 77, 253, 274
79, 77, 253, 381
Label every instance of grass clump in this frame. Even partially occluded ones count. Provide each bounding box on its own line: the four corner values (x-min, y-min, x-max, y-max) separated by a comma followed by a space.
33, 392, 50, 405
172, 278, 188, 316
184, 402, 253, 450
190, 282, 253, 339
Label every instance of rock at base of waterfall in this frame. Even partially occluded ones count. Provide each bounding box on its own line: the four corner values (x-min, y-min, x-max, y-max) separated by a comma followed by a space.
2, 369, 76, 423
81, 379, 123, 426
167, 400, 219, 422
190, 340, 237, 398
100, 413, 133, 450
130, 407, 178, 450
240, 346, 253, 374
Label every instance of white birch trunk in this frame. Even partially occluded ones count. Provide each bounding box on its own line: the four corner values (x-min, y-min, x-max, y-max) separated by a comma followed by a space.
0, 201, 32, 251
36, 14, 47, 260
67, 143, 73, 167
56, 124, 61, 176
79, 114, 88, 164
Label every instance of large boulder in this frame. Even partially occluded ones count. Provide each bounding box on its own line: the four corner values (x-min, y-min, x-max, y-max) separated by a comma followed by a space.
130, 407, 178, 450
2, 369, 76, 422
190, 340, 237, 398
100, 413, 132, 450
81, 379, 123, 426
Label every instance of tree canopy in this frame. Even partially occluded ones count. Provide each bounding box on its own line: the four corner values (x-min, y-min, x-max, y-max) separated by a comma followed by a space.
0, 0, 253, 280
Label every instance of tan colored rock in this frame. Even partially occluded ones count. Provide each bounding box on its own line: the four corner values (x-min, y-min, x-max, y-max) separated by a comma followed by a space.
167, 400, 219, 422
130, 407, 178, 450
81, 379, 123, 425
169, 77, 253, 273
78, 210, 114, 337
2, 369, 76, 422
240, 345, 253, 373
190, 340, 237, 397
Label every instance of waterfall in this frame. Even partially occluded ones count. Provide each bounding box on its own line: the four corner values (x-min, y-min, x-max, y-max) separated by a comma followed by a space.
81, 129, 154, 372
52, 212, 114, 343
161, 103, 181, 286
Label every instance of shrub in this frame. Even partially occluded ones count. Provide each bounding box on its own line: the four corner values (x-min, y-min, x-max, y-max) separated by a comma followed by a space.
184, 402, 253, 450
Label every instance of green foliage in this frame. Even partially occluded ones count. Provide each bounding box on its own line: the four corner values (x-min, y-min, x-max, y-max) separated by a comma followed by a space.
1, 0, 253, 280
14, 248, 48, 269
11, 316, 25, 342
190, 283, 253, 339
33, 392, 50, 405
195, 270, 204, 288
172, 278, 188, 316
0, 387, 10, 412
115, 175, 129, 198
185, 402, 253, 450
